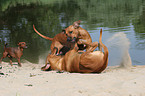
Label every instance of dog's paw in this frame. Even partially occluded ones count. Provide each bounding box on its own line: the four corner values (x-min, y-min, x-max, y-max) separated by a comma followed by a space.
56, 70, 64, 73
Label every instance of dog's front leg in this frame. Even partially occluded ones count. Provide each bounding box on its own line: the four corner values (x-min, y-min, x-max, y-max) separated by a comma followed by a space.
17, 58, 22, 67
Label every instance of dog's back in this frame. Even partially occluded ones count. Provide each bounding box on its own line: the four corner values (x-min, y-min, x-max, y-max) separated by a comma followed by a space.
3, 43, 20, 58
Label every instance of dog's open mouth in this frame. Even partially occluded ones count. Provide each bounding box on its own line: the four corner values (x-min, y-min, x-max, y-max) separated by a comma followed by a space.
78, 44, 87, 50
24, 46, 28, 48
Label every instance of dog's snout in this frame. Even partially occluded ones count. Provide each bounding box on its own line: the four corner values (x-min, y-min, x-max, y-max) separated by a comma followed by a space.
71, 37, 77, 43
24, 46, 28, 48
67, 37, 72, 41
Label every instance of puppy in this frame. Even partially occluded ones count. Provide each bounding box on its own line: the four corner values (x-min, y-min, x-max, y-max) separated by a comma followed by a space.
0, 42, 27, 67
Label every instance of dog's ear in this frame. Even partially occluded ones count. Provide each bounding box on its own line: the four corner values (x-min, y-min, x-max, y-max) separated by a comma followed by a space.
17, 42, 20, 45
77, 20, 81, 24
75, 20, 81, 25
62, 30, 66, 34
73, 20, 81, 28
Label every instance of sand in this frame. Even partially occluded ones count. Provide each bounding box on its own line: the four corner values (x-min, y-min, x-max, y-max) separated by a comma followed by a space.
0, 61, 145, 96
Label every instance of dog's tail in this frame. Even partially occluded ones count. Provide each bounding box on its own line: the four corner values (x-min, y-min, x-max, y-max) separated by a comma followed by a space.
98, 29, 109, 72
33, 24, 53, 41
4, 43, 8, 49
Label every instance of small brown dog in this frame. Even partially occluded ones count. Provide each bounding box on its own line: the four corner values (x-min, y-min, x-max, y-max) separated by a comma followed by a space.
0, 42, 27, 67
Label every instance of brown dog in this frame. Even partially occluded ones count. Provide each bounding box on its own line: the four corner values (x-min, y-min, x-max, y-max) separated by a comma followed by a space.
64, 20, 92, 51
33, 25, 75, 55
33, 25, 77, 70
43, 29, 109, 73
0, 42, 27, 67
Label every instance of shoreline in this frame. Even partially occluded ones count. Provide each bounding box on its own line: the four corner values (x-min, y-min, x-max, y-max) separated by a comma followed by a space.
0, 61, 145, 96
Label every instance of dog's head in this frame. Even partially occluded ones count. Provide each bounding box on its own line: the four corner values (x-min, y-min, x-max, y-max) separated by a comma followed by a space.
18, 42, 27, 48
64, 20, 81, 43
73, 20, 81, 29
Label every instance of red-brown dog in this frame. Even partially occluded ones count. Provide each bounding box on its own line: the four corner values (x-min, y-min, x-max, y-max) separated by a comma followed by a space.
33, 25, 77, 70
33, 25, 75, 55
0, 42, 27, 67
43, 29, 109, 73
64, 20, 92, 51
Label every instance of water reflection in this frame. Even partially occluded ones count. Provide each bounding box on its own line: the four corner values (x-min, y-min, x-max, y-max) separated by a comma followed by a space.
0, 0, 145, 65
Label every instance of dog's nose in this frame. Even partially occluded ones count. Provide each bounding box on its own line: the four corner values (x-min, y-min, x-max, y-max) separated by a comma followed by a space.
67, 37, 72, 41
24, 46, 28, 48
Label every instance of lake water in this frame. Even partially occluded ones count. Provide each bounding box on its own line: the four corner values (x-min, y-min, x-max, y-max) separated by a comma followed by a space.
0, 0, 145, 66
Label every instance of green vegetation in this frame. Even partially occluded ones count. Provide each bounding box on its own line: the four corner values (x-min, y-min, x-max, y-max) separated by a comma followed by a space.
0, 0, 145, 63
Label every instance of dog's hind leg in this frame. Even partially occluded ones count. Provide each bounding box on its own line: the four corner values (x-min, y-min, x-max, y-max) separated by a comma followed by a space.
0, 52, 8, 64
8, 55, 13, 66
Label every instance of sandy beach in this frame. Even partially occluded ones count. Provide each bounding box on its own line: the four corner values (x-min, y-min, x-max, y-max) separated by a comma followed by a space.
0, 61, 145, 96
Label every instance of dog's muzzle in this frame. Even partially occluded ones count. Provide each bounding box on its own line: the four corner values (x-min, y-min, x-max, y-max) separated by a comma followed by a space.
67, 37, 72, 42
24, 46, 28, 48
71, 37, 77, 43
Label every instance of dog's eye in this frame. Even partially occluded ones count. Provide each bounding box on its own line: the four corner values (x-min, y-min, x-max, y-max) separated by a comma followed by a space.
69, 31, 73, 34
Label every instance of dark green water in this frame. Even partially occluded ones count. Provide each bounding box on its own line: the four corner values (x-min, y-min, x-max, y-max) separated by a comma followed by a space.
0, 0, 145, 66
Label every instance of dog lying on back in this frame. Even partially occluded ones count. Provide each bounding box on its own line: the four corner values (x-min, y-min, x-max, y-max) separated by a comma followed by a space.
42, 29, 109, 73
0, 42, 27, 67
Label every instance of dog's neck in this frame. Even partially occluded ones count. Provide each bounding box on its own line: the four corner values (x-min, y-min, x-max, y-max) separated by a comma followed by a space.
18, 47, 24, 52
